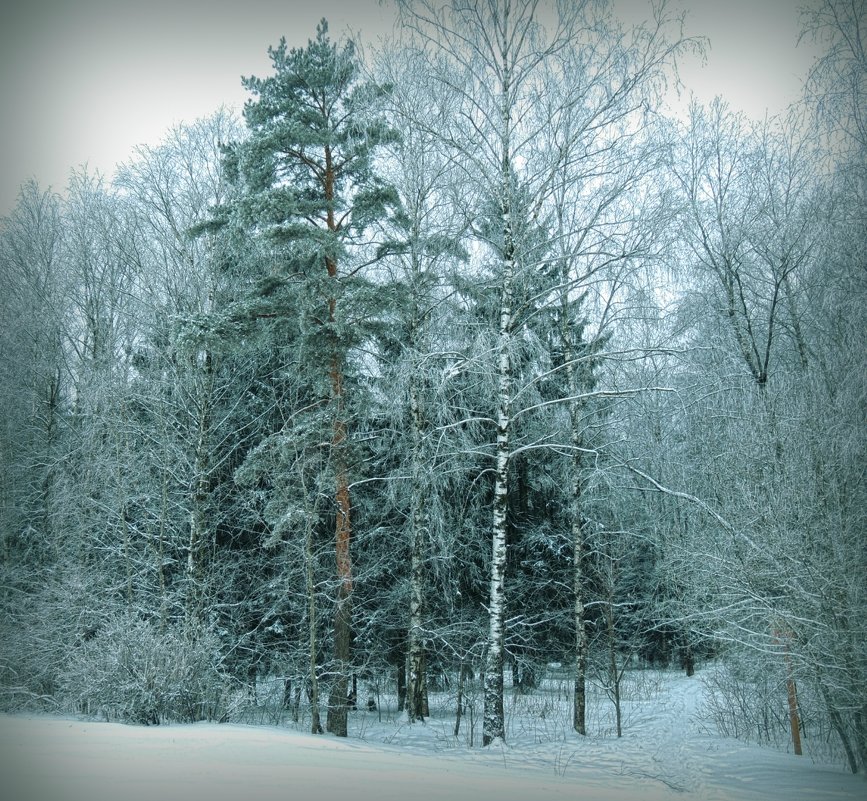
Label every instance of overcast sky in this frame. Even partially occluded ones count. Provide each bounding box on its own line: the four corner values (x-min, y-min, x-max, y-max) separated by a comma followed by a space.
0, 0, 821, 217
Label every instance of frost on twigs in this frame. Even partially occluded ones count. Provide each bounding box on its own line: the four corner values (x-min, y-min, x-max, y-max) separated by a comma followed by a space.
61, 613, 228, 725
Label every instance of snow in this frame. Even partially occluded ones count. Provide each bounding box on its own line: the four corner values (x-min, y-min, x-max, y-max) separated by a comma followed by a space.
1, 669, 862, 801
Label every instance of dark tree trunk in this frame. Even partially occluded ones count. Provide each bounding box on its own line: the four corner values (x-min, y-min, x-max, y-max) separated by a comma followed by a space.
454, 660, 468, 738
396, 660, 407, 713
683, 643, 695, 677
326, 594, 351, 736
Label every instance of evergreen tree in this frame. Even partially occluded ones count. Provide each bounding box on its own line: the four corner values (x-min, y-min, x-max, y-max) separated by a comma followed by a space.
221, 19, 398, 736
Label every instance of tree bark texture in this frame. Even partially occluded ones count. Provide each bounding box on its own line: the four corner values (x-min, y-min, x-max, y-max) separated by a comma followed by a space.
324, 141, 353, 738
186, 348, 213, 631
483, 151, 514, 749
407, 378, 429, 722
306, 514, 323, 735
562, 293, 589, 736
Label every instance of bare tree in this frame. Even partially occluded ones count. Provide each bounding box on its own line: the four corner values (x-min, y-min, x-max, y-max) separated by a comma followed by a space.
117, 108, 244, 631
397, 0, 691, 743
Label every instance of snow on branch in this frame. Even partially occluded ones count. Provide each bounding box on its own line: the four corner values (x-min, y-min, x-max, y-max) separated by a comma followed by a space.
512, 386, 674, 420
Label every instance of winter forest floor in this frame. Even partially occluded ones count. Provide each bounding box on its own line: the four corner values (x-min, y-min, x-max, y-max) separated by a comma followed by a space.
0, 668, 862, 801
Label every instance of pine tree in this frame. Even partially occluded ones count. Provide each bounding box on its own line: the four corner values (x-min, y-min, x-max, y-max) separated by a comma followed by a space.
223, 19, 398, 736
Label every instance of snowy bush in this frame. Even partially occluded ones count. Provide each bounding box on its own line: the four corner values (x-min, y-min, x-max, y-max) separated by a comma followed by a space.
61, 613, 228, 724
0, 618, 61, 712
221, 674, 289, 727
700, 651, 846, 767
0, 566, 88, 713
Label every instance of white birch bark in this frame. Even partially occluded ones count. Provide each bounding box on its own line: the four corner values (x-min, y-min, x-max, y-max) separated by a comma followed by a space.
482, 300, 513, 744
483, 21, 514, 741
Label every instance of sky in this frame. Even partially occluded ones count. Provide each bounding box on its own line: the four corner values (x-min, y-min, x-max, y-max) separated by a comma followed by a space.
0, 0, 823, 218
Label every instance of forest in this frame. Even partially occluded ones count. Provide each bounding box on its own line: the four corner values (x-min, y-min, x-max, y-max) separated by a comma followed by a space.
0, 0, 864, 776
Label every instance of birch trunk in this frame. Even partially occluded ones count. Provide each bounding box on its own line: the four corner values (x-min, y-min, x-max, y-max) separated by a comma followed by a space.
566, 351, 589, 736
482, 6, 517, 745
571, 486, 588, 735
482, 64, 515, 745
483, 305, 513, 745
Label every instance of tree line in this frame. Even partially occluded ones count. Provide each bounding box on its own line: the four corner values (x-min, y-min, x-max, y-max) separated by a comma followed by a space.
0, 0, 864, 773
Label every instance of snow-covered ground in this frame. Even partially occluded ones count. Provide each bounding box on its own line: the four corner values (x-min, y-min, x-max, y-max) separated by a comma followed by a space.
1, 668, 862, 801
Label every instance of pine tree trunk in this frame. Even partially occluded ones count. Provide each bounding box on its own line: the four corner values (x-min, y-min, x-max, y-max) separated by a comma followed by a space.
786, 675, 802, 756
327, 434, 352, 736
326, 416, 352, 736
327, 594, 351, 736
777, 630, 802, 756
323, 144, 353, 738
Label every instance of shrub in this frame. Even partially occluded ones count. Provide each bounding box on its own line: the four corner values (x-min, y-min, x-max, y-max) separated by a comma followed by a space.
62, 613, 227, 724
700, 649, 846, 767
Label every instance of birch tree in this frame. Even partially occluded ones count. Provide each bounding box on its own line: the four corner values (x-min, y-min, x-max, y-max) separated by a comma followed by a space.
671, 100, 820, 390
400, 0, 692, 742
397, 0, 579, 744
